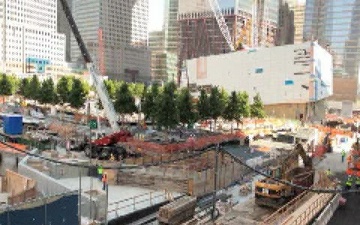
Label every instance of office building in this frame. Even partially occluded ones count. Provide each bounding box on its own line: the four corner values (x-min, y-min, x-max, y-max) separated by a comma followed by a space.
304, 0, 360, 101
70, 0, 151, 81
285, 0, 306, 44
0, 0, 66, 75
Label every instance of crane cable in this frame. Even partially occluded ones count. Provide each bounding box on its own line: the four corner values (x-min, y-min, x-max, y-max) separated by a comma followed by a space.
0, 140, 355, 194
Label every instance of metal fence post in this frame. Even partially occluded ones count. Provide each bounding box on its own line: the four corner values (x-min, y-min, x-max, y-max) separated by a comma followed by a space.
44, 197, 48, 225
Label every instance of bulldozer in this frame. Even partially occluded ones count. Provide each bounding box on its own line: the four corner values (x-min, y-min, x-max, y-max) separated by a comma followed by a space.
255, 143, 314, 208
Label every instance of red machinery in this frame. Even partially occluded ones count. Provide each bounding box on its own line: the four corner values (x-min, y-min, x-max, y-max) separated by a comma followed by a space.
346, 139, 360, 176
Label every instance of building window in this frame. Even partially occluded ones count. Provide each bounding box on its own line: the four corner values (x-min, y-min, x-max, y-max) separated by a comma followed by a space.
255, 68, 263, 73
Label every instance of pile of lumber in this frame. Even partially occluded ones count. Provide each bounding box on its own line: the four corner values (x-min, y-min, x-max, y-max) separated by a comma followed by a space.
157, 196, 197, 225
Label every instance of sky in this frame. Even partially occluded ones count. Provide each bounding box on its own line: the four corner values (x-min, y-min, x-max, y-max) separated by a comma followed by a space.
148, 0, 165, 32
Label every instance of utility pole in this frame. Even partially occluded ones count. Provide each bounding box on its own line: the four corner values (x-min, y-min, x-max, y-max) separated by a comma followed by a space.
105, 184, 109, 225
212, 144, 219, 220
78, 166, 82, 225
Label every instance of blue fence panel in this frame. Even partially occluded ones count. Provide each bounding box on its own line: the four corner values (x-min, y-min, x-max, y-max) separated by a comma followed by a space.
0, 194, 78, 225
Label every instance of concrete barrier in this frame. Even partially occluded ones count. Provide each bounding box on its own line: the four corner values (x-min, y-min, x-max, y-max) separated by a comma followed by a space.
312, 193, 340, 225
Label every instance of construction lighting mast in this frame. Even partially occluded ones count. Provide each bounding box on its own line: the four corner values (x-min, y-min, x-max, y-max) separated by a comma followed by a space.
59, 0, 120, 132
208, 0, 236, 51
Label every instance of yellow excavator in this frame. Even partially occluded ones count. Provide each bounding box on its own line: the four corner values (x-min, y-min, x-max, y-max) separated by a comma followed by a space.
255, 143, 314, 208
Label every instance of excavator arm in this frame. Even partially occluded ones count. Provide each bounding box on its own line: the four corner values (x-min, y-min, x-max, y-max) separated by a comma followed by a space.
58, 0, 120, 132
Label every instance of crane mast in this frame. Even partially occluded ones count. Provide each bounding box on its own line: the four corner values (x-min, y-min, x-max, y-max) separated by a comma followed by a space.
208, 0, 236, 51
58, 0, 120, 132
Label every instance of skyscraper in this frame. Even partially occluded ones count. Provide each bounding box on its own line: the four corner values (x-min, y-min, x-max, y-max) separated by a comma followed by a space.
285, 0, 306, 44
70, 0, 151, 82
0, 0, 66, 74
304, 0, 360, 100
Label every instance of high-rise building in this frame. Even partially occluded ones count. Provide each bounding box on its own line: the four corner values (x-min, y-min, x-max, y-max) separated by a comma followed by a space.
304, 0, 360, 101
70, 0, 151, 82
276, 1, 295, 46
149, 30, 177, 82
164, 0, 179, 53
0, 0, 66, 74
285, 0, 306, 44
57, 0, 72, 62
177, 0, 279, 83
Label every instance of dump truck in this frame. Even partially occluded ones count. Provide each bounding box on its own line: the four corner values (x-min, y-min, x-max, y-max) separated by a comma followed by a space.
254, 143, 314, 208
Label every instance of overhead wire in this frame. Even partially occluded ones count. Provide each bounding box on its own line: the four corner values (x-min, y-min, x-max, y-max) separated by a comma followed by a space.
0, 140, 356, 194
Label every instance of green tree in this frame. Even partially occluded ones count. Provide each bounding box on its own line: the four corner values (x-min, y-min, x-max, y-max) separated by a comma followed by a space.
56, 76, 72, 104
156, 82, 178, 130
7, 75, 19, 94
39, 78, 57, 105
219, 87, 229, 112
177, 88, 196, 127
251, 93, 266, 118
114, 82, 137, 123
197, 89, 210, 122
238, 91, 251, 118
28, 75, 41, 101
129, 82, 145, 98
208, 86, 224, 131
19, 78, 29, 97
69, 78, 88, 109
104, 79, 116, 99
0, 74, 13, 102
142, 84, 160, 124
223, 91, 240, 133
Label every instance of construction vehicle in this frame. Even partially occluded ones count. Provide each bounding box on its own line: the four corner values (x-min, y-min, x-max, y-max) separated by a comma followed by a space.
254, 143, 314, 208
58, 0, 133, 160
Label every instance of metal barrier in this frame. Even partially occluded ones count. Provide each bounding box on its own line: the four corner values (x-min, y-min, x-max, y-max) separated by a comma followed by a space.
108, 190, 171, 218
311, 193, 340, 225
260, 190, 310, 225
291, 193, 333, 225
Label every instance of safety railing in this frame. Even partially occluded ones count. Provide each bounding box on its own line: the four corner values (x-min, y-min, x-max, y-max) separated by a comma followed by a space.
260, 190, 310, 225
291, 193, 333, 225
107, 190, 174, 218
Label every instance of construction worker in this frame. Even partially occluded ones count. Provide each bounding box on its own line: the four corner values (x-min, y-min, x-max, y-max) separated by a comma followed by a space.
102, 172, 108, 191
341, 149, 346, 163
345, 175, 353, 190
97, 164, 103, 181
356, 177, 360, 190
326, 168, 332, 177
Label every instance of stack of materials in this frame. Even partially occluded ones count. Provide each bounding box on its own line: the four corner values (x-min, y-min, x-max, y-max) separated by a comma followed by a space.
157, 196, 197, 225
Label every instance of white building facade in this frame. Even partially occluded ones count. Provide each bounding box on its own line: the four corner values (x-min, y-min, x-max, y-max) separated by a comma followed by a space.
0, 0, 66, 74
184, 42, 333, 105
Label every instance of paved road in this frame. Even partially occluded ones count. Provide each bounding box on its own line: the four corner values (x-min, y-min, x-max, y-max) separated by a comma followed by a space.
316, 152, 359, 225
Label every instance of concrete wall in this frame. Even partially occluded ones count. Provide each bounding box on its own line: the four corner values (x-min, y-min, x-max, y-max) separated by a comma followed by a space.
5, 170, 36, 197
264, 103, 307, 120
329, 76, 357, 102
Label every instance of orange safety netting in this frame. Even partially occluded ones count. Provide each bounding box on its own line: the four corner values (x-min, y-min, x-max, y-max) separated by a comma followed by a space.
123, 132, 246, 154
311, 125, 353, 138
0, 142, 27, 155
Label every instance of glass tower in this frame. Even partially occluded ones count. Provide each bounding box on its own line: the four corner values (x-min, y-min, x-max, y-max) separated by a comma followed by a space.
304, 0, 360, 78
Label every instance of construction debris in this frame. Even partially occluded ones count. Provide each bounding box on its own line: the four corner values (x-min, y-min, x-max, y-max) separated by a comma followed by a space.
157, 196, 197, 225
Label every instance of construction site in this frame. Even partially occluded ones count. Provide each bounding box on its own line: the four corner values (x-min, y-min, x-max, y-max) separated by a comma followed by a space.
0, 0, 357, 225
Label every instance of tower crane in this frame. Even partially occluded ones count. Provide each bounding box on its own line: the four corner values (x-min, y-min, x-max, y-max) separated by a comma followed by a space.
208, 0, 236, 51
59, 0, 118, 132
59, 0, 132, 160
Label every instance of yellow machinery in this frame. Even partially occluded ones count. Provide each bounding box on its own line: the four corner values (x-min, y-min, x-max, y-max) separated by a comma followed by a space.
255, 143, 314, 208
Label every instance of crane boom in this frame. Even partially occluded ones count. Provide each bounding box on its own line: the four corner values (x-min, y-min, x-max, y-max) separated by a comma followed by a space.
208, 0, 235, 51
58, 0, 120, 132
